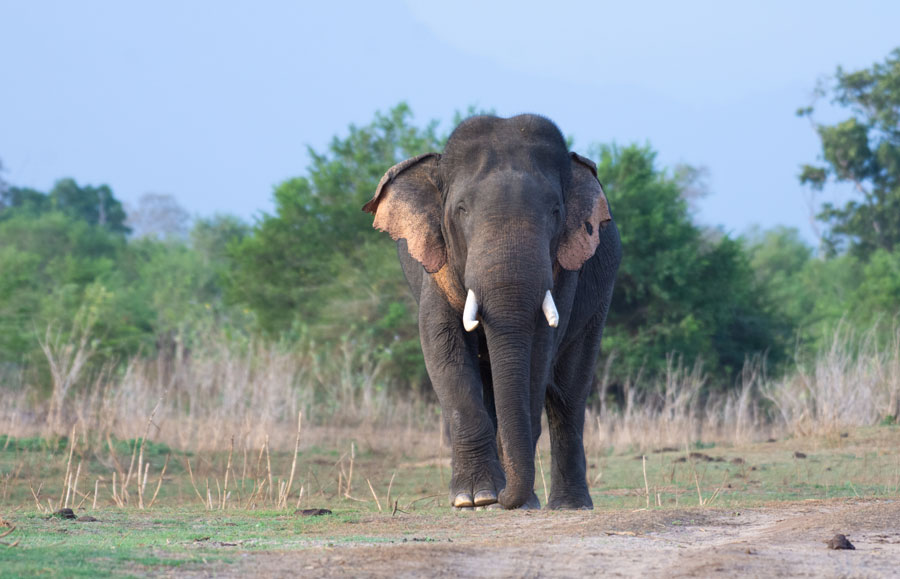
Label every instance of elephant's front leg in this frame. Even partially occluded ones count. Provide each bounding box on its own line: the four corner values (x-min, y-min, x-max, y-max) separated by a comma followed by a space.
419, 288, 504, 509
544, 315, 607, 510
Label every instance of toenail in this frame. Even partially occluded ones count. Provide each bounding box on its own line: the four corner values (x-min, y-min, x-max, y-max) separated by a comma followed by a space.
453, 493, 474, 508
473, 490, 498, 506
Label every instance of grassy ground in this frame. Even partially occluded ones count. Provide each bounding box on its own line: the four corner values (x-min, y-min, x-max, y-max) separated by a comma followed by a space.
1, 425, 898, 576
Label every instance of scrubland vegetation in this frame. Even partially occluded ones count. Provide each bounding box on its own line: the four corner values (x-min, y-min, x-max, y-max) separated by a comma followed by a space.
0, 50, 898, 475
3, 50, 900, 447
0, 48, 899, 577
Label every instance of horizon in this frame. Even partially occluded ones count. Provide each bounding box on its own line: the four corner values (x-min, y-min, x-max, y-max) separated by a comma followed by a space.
2, 1, 898, 243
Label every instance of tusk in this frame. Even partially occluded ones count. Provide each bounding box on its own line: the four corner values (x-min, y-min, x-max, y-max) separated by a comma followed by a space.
463, 289, 480, 332
542, 290, 559, 328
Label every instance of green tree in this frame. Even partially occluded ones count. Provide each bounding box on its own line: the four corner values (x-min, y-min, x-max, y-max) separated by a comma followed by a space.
49, 178, 130, 235
799, 47, 900, 257
1, 178, 130, 235
0, 187, 50, 217
192, 214, 249, 302
229, 105, 439, 324
0, 158, 8, 202
595, 144, 778, 385
744, 226, 814, 340
0, 211, 123, 363
228, 103, 445, 388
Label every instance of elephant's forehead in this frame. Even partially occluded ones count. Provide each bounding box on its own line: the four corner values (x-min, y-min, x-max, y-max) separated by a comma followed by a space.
464, 169, 557, 195
443, 141, 568, 189
444, 171, 563, 217
443, 117, 569, 179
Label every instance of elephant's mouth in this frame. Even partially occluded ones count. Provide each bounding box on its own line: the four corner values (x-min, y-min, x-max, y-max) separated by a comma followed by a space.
461, 289, 558, 333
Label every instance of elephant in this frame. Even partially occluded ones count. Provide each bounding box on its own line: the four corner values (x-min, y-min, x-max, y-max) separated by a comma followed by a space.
363, 114, 621, 509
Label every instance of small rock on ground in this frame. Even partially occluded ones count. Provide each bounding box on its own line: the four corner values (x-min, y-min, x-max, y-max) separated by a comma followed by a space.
826, 534, 855, 550
294, 508, 332, 516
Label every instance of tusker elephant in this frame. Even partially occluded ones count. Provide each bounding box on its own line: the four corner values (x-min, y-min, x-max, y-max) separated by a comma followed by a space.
363, 115, 621, 509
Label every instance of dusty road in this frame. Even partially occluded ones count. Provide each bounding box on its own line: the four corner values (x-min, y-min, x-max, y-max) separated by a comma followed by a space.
202, 498, 900, 578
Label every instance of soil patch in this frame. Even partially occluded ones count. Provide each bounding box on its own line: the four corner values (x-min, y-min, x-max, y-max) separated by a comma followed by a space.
184, 498, 900, 578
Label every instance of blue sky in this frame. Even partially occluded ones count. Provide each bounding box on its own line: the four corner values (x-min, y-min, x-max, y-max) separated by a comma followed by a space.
1, 1, 898, 242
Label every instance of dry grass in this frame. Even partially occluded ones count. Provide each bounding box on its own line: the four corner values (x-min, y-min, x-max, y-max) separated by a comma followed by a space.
1, 322, 899, 458
586, 324, 900, 453
763, 323, 900, 436
585, 355, 769, 453
1, 332, 434, 452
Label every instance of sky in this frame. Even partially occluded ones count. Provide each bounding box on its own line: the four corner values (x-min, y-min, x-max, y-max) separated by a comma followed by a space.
1, 0, 898, 242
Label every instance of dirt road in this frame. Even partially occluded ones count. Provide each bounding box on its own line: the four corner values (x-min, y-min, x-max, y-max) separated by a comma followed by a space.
203, 498, 900, 578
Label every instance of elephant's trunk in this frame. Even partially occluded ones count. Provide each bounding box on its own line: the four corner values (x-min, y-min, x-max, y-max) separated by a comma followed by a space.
465, 215, 553, 509
482, 318, 536, 508
477, 279, 546, 509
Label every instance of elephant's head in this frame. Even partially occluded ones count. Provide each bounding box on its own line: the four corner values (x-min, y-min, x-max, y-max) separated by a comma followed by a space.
363, 115, 611, 507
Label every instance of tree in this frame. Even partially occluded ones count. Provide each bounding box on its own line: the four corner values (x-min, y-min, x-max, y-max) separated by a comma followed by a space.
595, 144, 778, 385
1, 178, 130, 235
799, 47, 900, 257
673, 163, 710, 213
0, 187, 48, 217
229, 103, 441, 332
0, 211, 124, 364
228, 103, 446, 389
0, 158, 8, 205
192, 215, 249, 269
49, 179, 130, 235
126, 192, 191, 239
191, 215, 250, 307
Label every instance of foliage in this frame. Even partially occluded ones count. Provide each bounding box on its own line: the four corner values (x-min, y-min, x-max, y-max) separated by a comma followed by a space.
5, 76, 900, 403
745, 225, 900, 356
2, 178, 130, 235
228, 102, 442, 389
0, 182, 250, 379
0, 211, 123, 363
799, 48, 900, 257
594, 144, 778, 384
126, 192, 192, 239
0, 157, 8, 200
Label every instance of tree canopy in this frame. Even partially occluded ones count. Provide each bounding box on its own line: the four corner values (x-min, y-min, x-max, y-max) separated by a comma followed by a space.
1, 178, 130, 234
5, 51, 900, 399
800, 48, 900, 258
596, 145, 777, 384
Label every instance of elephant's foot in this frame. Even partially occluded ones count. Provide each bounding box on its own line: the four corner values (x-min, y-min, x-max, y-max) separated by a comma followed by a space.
454, 490, 541, 510
492, 491, 540, 510
547, 489, 593, 510
517, 491, 541, 510
449, 459, 505, 510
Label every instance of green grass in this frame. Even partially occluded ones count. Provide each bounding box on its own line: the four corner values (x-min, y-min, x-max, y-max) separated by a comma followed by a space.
583, 425, 900, 508
0, 507, 464, 577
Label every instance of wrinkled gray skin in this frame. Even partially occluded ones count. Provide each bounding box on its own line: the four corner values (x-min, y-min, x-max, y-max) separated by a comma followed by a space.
363, 115, 621, 509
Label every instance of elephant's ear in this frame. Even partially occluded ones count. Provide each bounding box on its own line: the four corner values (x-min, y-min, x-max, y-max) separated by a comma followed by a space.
558, 152, 613, 271
362, 153, 446, 273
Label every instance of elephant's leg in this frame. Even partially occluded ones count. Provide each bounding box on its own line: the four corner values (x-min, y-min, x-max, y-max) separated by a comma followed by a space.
519, 387, 545, 510
544, 315, 605, 510
420, 289, 504, 509
506, 356, 552, 510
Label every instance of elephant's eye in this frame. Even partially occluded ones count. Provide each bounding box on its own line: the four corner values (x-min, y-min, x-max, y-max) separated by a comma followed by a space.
457, 204, 468, 216
551, 205, 561, 219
